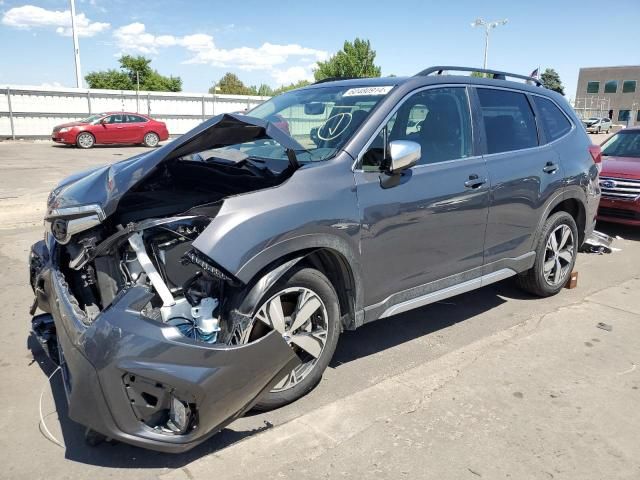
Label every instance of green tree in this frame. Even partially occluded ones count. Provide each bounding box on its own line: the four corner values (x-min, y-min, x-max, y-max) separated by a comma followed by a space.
540, 68, 565, 95
273, 80, 311, 95
314, 38, 381, 81
470, 71, 487, 78
212, 72, 254, 95
85, 69, 133, 90
85, 55, 182, 91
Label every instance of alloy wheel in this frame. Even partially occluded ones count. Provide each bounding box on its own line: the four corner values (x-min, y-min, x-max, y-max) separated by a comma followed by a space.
77, 133, 94, 148
246, 287, 328, 392
543, 224, 574, 286
144, 133, 159, 147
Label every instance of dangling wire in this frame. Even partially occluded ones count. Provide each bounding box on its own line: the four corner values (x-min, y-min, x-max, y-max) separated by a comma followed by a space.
38, 366, 65, 448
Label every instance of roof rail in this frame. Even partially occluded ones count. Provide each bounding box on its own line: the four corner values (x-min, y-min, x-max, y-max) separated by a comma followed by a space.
312, 76, 356, 84
414, 66, 542, 87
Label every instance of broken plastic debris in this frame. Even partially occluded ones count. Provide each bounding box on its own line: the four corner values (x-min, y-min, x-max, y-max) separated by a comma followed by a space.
584, 230, 619, 254
596, 322, 612, 332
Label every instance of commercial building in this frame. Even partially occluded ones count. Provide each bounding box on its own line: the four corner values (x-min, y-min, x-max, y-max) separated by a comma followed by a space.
574, 65, 640, 125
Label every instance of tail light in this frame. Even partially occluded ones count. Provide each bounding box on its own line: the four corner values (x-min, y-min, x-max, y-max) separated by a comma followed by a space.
588, 145, 602, 171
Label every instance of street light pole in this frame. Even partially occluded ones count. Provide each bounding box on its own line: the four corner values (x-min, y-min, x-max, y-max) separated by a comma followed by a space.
69, 0, 83, 88
471, 18, 508, 70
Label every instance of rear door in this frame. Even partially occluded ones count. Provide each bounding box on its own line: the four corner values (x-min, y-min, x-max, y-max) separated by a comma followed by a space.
126, 114, 149, 142
355, 86, 489, 310
474, 87, 565, 268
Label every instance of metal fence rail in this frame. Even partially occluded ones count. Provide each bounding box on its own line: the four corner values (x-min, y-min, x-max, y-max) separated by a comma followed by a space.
0, 85, 270, 139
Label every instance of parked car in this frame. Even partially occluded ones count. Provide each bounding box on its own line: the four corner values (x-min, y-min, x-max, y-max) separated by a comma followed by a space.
597, 127, 640, 225
29, 66, 600, 452
583, 117, 612, 134
51, 112, 169, 148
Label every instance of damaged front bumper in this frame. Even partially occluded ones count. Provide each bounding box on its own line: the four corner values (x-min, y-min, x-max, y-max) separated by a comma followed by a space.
29, 238, 299, 453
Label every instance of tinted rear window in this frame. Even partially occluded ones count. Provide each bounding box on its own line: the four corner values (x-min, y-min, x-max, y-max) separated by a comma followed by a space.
477, 88, 538, 154
532, 96, 572, 142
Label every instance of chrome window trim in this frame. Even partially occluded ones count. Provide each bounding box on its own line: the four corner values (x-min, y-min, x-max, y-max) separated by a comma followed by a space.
353, 83, 577, 171
352, 84, 474, 172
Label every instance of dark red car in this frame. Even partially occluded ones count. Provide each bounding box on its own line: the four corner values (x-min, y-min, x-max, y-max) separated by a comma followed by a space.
597, 127, 640, 226
52, 112, 169, 149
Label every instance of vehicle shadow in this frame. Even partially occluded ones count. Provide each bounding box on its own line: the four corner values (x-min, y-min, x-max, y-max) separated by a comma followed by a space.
26, 275, 536, 469
31, 224, 633, 471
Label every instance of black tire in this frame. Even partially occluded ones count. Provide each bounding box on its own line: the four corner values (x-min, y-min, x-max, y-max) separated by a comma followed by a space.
252, 267, 340, 411
76, 132, 95, 149
143, 132, 160, 147
516, 211, 578, 297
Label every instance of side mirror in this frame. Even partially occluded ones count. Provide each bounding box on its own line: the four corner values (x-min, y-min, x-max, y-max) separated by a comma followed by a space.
100, 117, 108, 125
388, 140, 421, 173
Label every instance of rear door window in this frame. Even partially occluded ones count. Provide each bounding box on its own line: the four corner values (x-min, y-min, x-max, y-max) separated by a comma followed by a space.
532, 96, 572, 142
477, 88, 539, 154
127, 114, 147, 123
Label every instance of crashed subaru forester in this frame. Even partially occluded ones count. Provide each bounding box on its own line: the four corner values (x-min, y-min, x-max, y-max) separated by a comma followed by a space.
29, 68, 600, 452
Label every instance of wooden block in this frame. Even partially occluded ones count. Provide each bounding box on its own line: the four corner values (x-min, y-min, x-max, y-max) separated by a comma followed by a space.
565, 271, 578, 289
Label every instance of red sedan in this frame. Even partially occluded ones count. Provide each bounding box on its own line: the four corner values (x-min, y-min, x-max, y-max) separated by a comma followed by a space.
52, 112, 169, 149
597, 127, 640, 226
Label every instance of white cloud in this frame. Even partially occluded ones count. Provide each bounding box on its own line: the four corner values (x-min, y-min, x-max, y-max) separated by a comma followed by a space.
1, 5, 110, 37
271, 66, 314, 86
113, 22, 327, 77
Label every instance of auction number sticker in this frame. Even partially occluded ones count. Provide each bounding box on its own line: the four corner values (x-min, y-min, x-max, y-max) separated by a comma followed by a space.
343, 86, 394, 97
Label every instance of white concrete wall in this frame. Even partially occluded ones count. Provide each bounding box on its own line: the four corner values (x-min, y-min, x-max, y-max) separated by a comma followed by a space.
0, 85, 269, 138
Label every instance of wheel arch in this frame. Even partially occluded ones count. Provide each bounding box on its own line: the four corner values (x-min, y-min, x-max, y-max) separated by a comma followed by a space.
76, 130, 95, 145
532, 189, 587, 249
231, 243, 363, 331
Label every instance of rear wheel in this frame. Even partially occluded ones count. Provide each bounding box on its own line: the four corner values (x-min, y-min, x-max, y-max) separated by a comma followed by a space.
516, 211, 578, 297
76, 132, 95, 149
244, 267, 340, 410
143, 132, 159, 147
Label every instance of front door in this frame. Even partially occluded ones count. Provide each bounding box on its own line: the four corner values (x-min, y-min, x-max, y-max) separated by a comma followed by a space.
355, 87, 489, 311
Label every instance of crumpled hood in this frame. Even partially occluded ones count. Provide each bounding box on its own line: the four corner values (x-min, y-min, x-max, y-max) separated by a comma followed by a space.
46, 113, 305, 219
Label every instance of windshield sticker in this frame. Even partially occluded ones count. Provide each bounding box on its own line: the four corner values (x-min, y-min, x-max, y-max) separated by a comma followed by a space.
343, 86, 394, 97
317, 112, 353, 141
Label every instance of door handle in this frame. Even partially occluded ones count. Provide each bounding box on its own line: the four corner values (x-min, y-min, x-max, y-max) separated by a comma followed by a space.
464, 174, 487, 189
543, 162, 559, 174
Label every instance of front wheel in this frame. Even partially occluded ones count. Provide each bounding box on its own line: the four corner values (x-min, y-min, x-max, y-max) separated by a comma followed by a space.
143, 132, 160, 147
516, 211, 578, 297
76, 132, 95, 149
244, 267, 340, 411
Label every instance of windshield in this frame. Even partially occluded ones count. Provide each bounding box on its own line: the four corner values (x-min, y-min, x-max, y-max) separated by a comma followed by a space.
602, 131, 640, 158
587, 117, 600, 121
200, 85, 394, 164
80, 114, 105, 124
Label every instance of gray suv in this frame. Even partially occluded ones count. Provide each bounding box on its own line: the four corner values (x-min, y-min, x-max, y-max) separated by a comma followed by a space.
29, 66, 600, 452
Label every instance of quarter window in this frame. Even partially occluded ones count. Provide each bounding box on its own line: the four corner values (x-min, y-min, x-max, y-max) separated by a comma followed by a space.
604, 81, 618, 93
618, 110, 630, 122
532, 96, 572, 142
477, 88, 538, 154
622, 80, 637, 93
361, 87, 472, 169
586, 81, 599, 94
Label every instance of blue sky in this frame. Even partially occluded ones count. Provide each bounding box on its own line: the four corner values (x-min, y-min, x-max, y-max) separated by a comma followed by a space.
1, 0, 639, 98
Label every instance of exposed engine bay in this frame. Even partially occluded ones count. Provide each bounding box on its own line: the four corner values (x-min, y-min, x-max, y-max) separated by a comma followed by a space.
56, 156, 288, 346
